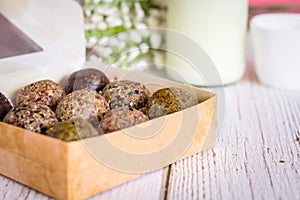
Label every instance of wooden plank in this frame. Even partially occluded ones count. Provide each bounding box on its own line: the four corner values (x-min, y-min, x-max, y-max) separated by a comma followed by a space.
0, 176, 50, 200
165, 54, 300, 199
0, 169, 166, 200
89, 169, 166, 200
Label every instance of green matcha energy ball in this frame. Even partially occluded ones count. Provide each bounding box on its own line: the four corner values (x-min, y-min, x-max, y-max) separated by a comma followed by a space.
43, 118, 100, 142
147, 87, 198, 119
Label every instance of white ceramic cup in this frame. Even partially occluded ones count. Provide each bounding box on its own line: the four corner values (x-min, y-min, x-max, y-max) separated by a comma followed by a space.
250, 13, 300, 90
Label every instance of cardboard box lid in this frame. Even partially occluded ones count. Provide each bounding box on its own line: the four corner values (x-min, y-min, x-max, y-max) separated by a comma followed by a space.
0, 0, 85, 97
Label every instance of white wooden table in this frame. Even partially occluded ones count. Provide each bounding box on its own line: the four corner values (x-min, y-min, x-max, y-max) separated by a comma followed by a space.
1, 40, 299, 200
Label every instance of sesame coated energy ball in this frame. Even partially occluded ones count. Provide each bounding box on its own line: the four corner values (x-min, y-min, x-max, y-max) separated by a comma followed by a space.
102, 80, 150, 110
15, 80, 65, 110
43, 118, 100, 142
56, 89, 109, 122
147, 87, 198, 119
3, 103, 58, 133
64, 68, 110, 94
100, 107, 149, 133
0, 92, 13, 121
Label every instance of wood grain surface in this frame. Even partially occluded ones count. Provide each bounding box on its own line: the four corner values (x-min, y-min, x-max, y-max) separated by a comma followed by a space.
0, 38, 299, 200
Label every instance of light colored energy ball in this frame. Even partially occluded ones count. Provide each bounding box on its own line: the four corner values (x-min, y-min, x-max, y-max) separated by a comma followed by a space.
3, 103, 58, 133
56, 89, 109, 122
15, 79, 65, 110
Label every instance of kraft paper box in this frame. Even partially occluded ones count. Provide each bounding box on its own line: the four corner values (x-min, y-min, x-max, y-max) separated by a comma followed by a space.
0, 68, 217, 200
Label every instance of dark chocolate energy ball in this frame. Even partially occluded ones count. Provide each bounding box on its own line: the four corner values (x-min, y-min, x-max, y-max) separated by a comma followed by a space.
147, 87, 198, 119
44, 118, 100, 142
102, 80, 150, 110
100, 107, 149, 133
0, 92, 12, 121
64, 68, 109, 94
56, 89, 109, 122
3, 103, 58, 133
15, 80, 65, 110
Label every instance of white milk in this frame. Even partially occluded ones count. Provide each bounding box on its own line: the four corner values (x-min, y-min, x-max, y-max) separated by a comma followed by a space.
251, 14, 300, 90
166, 0, 248, 86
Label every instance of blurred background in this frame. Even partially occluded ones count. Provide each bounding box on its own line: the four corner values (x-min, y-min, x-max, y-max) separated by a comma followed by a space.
81, 0, 300, 70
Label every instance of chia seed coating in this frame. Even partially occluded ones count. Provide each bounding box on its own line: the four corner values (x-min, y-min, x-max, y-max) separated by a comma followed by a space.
15, 80, 65, 111
56, 89, 109, 122
102, 80, 150, 110
0, 92, 12, 121
100, 107, 149, 133
147, 87, 198, 119
3, 103, 58, 133
64, 68, 109, 94
43, 118, 100, 142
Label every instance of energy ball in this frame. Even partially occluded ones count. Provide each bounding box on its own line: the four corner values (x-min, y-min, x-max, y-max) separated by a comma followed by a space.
147, 87, 198, 119
88, 116, 105, 135
56, 89, 109, 122
43, 118, 100, 142
100, 107, 149, 133
64, 68, 109, 94
139, 107, 148, 115
15, 79, 65, 110
102, 80, 150, 110
3, 103, 58, 133
0, 92, 12, 121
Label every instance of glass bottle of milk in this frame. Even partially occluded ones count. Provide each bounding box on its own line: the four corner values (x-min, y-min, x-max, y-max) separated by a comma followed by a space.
166, 0, 248, 86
